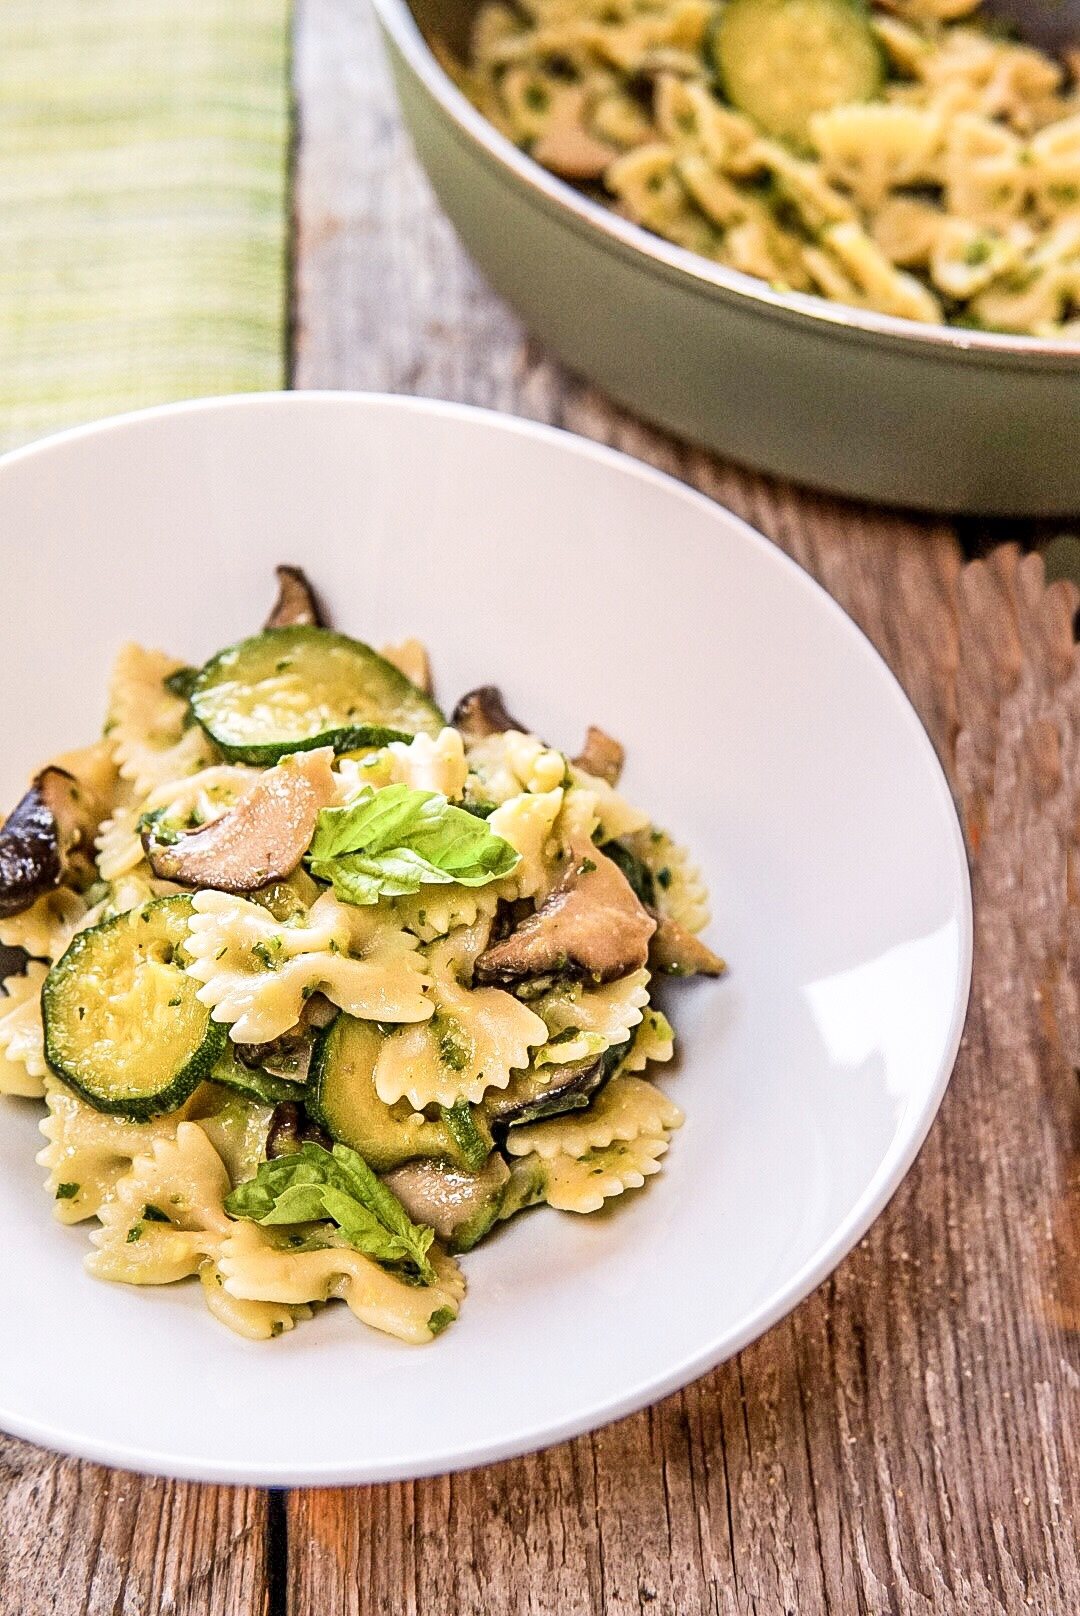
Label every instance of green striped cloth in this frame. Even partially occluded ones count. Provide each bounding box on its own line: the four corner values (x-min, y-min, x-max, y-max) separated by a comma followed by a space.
0, 0, 291, 450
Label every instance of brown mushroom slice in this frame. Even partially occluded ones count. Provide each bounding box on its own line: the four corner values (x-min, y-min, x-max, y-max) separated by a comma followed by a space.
475, 847, 656, 986
649, 914, 726, 978
264, 565, 325, 630
142, 748, 337, 892
450, 685, 525, 739
531, 86, 618, 181
382, 1154, 510, 1253
265, 1101, 334, 1159
0, 766, 101, 918
572, 725, 625, 786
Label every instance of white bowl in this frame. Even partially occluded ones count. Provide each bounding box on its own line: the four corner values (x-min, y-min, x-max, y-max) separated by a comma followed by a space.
0, 393, 971, 1484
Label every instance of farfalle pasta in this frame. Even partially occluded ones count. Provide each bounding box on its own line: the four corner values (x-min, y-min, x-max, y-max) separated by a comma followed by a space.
458, 0, 1080, 335
0, 567, 722, 1345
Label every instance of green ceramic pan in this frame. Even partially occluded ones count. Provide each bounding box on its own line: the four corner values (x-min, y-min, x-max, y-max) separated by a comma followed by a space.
372, 0, 1079, 515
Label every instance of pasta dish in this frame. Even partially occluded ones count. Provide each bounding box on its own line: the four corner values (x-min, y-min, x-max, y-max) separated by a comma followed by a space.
0, 568, 721, 1345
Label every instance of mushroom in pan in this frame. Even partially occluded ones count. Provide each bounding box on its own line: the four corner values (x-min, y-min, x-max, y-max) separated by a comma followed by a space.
142, 748, 337, 892
571, 725, 625, 786
264, 565, 325, 630
450, 685, 525, 739
0, 767, 101, 918
475, 846, 656, 986
530, 85, 618, 181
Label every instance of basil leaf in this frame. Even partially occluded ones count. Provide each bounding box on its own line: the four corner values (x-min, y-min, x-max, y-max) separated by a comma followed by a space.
307, 785, 519, 905
225, 1140, 436, 1283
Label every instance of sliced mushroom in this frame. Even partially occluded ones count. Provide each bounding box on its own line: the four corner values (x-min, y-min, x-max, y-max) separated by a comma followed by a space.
142, 748, 337, 892
451, 685, 525, 739
648, 914, 726, 978
531, 85, 618, 181
265, 1101, 334, 1159
483, 1038, 627, 1129
475, 846, 656, 985
382, 1153, 510, 1252
235, 991, 336, 1081
264, 565, 324, 630
572, 725, 625, 786
0, 767, 101, 917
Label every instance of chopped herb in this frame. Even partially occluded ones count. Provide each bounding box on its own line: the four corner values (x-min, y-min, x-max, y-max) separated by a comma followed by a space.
55, 1182, 79, 1200
437, 1017, 471, 1072
577, 857, 597, 876
427, 1306, 456, 1337
126, 1223, 144, 1243
214, 944, 228, 961
523, 80, 549, 112
143, 1204, 170, 1223
270, 1320, 285, 1338
656, 866, 672, 890
252, 938, 284, 971
168, 995, 183, 1007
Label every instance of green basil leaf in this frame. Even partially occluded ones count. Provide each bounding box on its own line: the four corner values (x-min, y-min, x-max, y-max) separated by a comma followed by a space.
306, 784, 519, 905
225, 1140, 436, 1282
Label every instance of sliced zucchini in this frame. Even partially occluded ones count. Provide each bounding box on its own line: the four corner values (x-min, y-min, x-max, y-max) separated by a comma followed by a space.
441, 1097, 495, 1172
483, 1038, 629, 1130
42, 896, 224, 1119
498, 1155, 547, 1221
309, 1014, 491, 1173
209, 1043, 310, 1106
712, 0, 883, 146
190, 626, 445, 764
383, 1153, 511, 1253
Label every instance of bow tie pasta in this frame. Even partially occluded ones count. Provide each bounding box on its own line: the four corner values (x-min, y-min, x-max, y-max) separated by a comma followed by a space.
458, 0, 1080, 336
0, 570, 722, 1345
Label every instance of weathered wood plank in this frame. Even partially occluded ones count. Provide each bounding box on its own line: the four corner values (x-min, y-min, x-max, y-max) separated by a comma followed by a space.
0, 1436, 269, 1616
290, 2, 1080, 1612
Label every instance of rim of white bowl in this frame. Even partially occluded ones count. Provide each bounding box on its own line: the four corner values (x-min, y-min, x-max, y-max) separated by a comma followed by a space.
0, 392, 974, 1484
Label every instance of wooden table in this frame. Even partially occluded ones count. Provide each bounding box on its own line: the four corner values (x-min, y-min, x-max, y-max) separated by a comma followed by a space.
2, 1, 1079, 1609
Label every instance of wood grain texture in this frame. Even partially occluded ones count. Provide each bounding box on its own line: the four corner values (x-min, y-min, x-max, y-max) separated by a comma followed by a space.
290, 2, 1080, 1612
0, 1438, 269, 1615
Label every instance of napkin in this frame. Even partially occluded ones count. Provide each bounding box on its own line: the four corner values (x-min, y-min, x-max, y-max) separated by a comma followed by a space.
0, 0, 291, 450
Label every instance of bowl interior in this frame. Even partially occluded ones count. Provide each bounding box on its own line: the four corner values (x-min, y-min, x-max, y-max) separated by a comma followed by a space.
0, 394, 970, 1482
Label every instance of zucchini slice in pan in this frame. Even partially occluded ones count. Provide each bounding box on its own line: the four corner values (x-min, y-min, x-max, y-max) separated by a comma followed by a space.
43, 895, 224, 1119
190, 626, 445, 764
713, 0, 882, 145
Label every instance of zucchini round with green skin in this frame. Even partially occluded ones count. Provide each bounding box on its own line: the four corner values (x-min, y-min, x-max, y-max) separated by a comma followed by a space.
42, 896, 225, 1119
190, 626, 445, 764
712, 0, 883, 146
309, 1013, 492, 1173
209, 1044, 310, 1107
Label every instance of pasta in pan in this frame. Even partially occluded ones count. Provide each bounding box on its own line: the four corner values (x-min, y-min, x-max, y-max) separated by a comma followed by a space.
0, 568, 723, 1345
457, 0, 1080, 335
